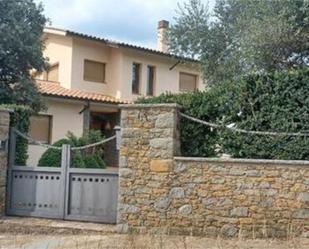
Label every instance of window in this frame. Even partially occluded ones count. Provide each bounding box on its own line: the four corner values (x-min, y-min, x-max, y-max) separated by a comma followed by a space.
33, 63, 59, 82
132, 63, 141, 94
147, 66, 155, 96
29, 115, 52, 144
84, 59, 106, 83
179, 72, 197, 92
46, 63, 59, 82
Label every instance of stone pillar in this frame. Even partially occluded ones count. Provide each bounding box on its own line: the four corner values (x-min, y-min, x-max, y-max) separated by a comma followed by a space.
0, 109, 10, 216
117, 104, 180, 233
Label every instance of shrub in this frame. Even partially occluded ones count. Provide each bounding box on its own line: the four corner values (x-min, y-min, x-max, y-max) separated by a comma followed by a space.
136, 68, 309, 160
0, 104, 32, 165
38, 130, 107, 168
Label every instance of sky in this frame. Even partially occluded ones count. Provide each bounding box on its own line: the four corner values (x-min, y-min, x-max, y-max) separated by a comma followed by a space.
34, 0, 215, 49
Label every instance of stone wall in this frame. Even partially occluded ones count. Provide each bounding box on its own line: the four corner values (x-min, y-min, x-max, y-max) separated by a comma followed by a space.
117, 104, 309, 238
171, 158, 309, 237
0, 109, 10, 216
118, 104, 180, 232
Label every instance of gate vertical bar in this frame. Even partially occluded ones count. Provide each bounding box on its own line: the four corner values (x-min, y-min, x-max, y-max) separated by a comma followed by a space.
6, 128, 16, 213
60, 144, 70, 219
63, 144, 71, 220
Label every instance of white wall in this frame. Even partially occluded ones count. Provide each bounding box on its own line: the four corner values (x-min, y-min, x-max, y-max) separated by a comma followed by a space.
119, 49, 204, 101
43, 33, 73, 89
42, 33, 205, 102
71, 39, 114, 95
27, 98, 84, 166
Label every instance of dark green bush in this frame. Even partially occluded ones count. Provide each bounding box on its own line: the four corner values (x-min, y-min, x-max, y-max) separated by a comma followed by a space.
0, 104, 32, 165
38, 130, 107, 168
136, 68, 309, 160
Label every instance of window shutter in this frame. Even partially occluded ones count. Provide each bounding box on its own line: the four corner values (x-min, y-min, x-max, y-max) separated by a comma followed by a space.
84, 60, 105, 83
179, 73, 197, 92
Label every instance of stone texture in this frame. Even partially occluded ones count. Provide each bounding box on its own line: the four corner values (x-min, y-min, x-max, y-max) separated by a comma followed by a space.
150, 160, 173, 172
117, 104, 309, 238
170, 187, 185, 199
293, 209, 309, 219
154, 197, 171, 210
297, 193, 309, 203
230, 207, 248, 217
220, 224, 238, 237
179, 204, 192, 215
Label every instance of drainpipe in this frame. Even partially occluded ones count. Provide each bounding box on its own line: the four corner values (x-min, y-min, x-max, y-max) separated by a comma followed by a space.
80, 101, 90, 134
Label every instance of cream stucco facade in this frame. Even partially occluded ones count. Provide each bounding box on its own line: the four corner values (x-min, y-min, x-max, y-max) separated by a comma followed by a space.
28, 98, 84, 166
41, 28, 204, 101
28, 26, 204, 166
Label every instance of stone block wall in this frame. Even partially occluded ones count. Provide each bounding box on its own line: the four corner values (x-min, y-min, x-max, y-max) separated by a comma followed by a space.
171, 158, 309, 237
117, 104, 309, 238
0, 109, 10, 216
118, 104, 180, 232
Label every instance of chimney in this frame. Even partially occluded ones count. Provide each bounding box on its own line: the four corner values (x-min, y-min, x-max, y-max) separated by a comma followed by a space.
157, 20, 169, 53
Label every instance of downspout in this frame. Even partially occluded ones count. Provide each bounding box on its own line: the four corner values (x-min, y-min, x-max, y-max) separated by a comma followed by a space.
80, 101, 90, 134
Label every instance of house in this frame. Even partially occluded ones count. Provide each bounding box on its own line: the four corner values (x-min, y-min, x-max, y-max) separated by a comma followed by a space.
28, 20, 204, 167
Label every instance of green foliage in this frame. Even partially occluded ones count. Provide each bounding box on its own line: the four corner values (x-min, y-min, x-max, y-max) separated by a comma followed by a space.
0, 0, 47, 112
136, 68, 309, 160
38, 130, 107, 168
168, 0, 309, 84
0, 104, 32, 165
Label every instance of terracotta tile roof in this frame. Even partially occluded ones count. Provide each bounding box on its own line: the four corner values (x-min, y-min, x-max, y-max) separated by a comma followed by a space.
45, 28, 199, 63
36, 80, 129, 104
66, 30, 200, 63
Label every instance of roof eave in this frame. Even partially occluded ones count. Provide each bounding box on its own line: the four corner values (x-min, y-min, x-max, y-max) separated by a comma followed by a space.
42, 93, 127, 106
65, 30, 200, 64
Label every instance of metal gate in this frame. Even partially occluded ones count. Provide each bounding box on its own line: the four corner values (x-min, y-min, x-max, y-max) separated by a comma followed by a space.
6, 129, 119, 224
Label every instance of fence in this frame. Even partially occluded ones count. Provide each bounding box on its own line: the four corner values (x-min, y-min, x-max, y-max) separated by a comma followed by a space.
1, 105, 309, 237
6, 126, 121, 223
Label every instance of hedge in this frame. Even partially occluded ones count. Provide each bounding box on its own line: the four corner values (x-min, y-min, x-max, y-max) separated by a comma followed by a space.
136, 68, 309, 160
38, 130, 107, 168
0, 104, 32, 165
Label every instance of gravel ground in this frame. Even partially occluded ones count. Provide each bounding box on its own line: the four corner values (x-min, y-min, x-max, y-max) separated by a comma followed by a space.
1, 234, 309, 249
0, 217, 309, 249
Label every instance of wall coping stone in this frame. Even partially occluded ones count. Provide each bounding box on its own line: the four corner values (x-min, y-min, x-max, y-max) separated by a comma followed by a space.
174, 157, 309, 166
119, 103, 181, 109
0, 108, 13, 113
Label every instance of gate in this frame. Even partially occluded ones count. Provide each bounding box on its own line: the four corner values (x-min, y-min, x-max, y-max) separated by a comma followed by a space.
6, 128, 119, 224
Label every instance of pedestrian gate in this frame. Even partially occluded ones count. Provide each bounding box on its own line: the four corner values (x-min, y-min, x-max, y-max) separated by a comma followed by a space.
6, 129, 119, 224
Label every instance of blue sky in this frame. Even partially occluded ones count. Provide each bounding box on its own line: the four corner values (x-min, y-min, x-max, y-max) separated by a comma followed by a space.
35, 0, 215, 49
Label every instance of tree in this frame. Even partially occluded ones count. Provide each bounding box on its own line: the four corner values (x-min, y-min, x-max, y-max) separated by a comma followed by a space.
168, 0, 309, 84
0, 0, 47, 111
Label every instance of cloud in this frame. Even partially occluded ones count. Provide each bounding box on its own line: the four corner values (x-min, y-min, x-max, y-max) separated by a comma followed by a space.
35, 0, 215, 49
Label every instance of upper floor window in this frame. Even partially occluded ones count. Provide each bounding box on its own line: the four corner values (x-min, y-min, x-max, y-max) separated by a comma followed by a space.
33, 63, 59, 82
132, 63, 141, 94
179, 72, 197, 92
29, 115, 52, 144
84, 59, 106, 83
147, 66, 155, 96
46, 63, 59, 82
